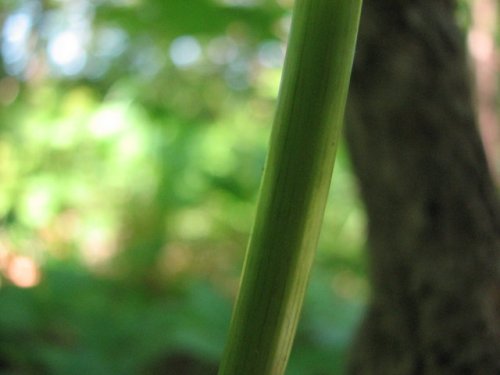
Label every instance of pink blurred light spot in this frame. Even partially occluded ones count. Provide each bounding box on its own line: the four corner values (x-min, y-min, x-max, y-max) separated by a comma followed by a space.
6, 256, 41, 288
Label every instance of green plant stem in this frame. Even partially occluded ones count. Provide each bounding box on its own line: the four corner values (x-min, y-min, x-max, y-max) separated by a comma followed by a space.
218, 0, 362, 374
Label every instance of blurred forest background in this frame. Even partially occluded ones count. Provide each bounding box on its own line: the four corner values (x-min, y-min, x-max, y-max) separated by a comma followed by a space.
0, 0, 497, 374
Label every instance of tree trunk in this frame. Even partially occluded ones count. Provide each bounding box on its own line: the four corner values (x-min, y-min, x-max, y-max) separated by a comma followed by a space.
345, 1, 500, 374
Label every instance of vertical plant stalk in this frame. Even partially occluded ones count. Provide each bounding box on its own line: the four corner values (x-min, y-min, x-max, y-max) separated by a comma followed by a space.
218, 0, 362, 374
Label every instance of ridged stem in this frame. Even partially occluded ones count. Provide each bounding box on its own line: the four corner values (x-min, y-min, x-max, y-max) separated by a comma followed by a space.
218, 1, 362, 374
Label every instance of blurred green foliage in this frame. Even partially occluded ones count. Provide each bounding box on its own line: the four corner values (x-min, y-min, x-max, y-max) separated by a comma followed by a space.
0, 0, 380, 373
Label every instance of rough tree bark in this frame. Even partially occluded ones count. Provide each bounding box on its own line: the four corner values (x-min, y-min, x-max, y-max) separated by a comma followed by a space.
345, 1, 500, 374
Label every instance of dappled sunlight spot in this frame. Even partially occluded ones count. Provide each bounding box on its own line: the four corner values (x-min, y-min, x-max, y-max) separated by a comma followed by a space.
331, 270, 368, 300
5, 255, 41, 288
81, 227, 118, 269
468, 30, 494, 62
0, 77, 20, 106
2, 12, 31, 44
169, 36, 202, 68
48, 30, 87, 76
117, 131, 144, 160
1, 11, 32, 75
89, 104, 128, 138
468, 0, 499, 180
